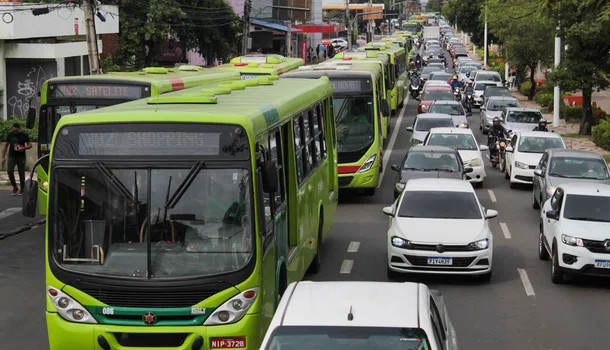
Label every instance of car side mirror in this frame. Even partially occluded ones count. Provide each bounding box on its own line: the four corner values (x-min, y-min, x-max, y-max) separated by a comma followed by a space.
381, 99, 391, 116
480, 107, 486, 111
479, 145, 489, 151
382, 206, 395, 217
506, 146, 514, 152
391, 164, 400, 172
406, 126, 414, 132
485, 209, 498, 219
546, 210, 559, 220
26, 107, 37, 129
508, 129, 513, 133
261, 161, 279, 193
463, 167, 474, 174
534, 169, 543, 177
22, 178, 38, 218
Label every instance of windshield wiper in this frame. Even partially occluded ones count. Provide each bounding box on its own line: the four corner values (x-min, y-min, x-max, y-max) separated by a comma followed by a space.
429, 168, 455, 172
404, 167, 426, 171
548, 173, 569, 178
565, 216, 610, 222
94, 163, 138, 207
165, 161, 205, 209
336, 94, 352, 121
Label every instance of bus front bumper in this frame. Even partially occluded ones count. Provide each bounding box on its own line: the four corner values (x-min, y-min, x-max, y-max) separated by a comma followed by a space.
337, 168, 380, 189
46, 312, 262, 350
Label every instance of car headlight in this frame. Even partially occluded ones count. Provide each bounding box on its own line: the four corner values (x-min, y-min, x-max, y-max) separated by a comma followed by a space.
486, 115, 494, 120
47, 286, 97, 324
515, 161, 529, 169
421, 105, 429, 111
395, 182, 405, 192
411, 138, 423, 146
561, 234, 584, 247
458, 123, 469, 128
204, 288, 258, 325
546, 186, 556, 196
391, 236, 412, 248
468, 238, 489, 250
358, 154, 377, 173
466, 158, 482, 167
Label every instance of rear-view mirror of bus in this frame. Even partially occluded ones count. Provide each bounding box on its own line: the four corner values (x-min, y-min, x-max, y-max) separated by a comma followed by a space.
262, 161, 279, 193
381, 99, 391, 116
22, 179, 38, 218
26, 107, 36, 129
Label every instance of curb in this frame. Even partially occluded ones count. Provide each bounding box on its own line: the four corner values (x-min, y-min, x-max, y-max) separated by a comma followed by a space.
0, 218, 46, 241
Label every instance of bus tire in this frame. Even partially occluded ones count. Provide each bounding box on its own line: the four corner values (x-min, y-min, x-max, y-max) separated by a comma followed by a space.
308, 210, 323, 274
363, 187, 376, 196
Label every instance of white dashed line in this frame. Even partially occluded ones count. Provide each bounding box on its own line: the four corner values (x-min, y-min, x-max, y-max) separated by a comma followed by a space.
500, 222, 511, 239
347, 241, 361, 253
485, 154, 490, 159
340, 260, 354, 274
0, 207, 20, 220
378, 96, 409, 187
487, 189, 497, 203
518, 269, 536, 296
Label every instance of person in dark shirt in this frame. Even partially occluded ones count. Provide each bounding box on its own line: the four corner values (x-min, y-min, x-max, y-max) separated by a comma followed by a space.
2, 123, 32, 195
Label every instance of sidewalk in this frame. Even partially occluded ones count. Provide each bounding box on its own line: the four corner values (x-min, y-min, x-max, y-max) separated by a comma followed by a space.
0, 171, 38, 187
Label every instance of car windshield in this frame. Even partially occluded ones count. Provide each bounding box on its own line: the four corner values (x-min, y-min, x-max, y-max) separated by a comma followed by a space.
549, 157, 610, 179
427, 133, 478, 150
459, 67, 476, 74
422, 67, 441, 74
404, 151, 460, 172
265, 326, 432, 350
51, 166, 254, 279
506, 111, 542, 123
414, 118, 454, 131
422, 90, 453, 101
485, 88, 511, 97
398, 191, 482, 219
474, 83, 494, 91
454, 48, 467, 53
429, 104, 464, 115
335, 96, 375, 152
478, 74, 501, 82
518, 137, 565, 153
487, 100, 520, 111
563, 195, 610, 222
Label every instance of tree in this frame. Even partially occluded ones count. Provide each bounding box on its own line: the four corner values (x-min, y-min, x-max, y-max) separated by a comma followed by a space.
441, 0, 495, 46
485, 0, 554, 100
543, 0, 610, 135
425, 0, 443, 13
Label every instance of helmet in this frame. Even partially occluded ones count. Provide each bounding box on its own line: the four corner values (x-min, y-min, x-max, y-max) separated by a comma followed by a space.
539, 120, 548, 128
493, 117, 502, 126
452, 76, 457, 80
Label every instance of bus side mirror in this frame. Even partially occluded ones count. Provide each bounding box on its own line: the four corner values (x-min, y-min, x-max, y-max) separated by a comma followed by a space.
381, 99, 391, 116
22, 178, 38, 218
26, 107, 36, 129
262, 161, 279, 193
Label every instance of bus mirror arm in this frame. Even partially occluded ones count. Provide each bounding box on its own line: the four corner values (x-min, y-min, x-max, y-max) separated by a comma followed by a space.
261, 161, 279, 193
22, 154, 49, 218
381, 99, 391, 117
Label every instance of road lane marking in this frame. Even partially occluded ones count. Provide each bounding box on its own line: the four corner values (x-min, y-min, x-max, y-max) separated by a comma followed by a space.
485, 154, 490, 159
347, 241, 361, 253
378, 96, 409, 188
518, 269, 536, 296
500, 222, 511, 239
340, 259, 354, 274
0, 207, 20, 220
487, 189, 497, 203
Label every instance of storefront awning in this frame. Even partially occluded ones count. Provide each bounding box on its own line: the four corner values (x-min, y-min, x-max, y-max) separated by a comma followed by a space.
251, 19, 302, 33
292, 24, 346, 33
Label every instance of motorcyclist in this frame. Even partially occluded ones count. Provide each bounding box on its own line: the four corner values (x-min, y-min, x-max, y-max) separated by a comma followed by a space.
415, 53, 422, 68
533, 120, 549, 132
409, 59, 416, 72
462, 81, 474, 105
488, 117, 510, 159
449, 76, 462, 90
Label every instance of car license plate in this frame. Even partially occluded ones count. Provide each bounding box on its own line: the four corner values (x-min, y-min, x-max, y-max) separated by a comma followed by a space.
427, 257, 452, 265
210, 337, 246, 349
594, 260, 610, 269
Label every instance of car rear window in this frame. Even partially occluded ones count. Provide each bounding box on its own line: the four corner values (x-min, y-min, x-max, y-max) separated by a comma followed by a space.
422, 90, 454, 101
475, 83, 494, 90
485, 88, 511, 97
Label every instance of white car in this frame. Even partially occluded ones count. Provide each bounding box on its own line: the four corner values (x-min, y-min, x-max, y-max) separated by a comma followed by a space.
384, 178, 497, 281
331, 38, 348, 48
473, 70, 503, 86
260, 281, 459, 350
505, 131, 566, 187
423, 127, 488, 187
539, 183, 610, 284
473, 81, 499, 107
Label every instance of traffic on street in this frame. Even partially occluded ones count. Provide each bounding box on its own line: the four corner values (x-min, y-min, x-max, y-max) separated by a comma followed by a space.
2, 16, 610, 350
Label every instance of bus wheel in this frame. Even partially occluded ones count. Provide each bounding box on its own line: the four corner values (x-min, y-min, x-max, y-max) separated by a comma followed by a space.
308, 210, 323, 274
363, 187, 376, 196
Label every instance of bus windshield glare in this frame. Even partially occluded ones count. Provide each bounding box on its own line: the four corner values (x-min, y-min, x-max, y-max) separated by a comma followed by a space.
334, 96, 375, 152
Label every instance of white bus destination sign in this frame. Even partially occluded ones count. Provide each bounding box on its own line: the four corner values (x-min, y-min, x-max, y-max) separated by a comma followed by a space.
330, 79, 372, 93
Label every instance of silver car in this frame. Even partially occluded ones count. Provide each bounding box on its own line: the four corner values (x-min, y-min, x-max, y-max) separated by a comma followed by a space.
406, 113, 456, 146
428, 100, 470, 125
479, 96, 521, 133
501, 107, 546, 133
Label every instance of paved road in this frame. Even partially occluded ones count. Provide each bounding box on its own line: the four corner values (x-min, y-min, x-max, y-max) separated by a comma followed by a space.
2, 26, 610, 349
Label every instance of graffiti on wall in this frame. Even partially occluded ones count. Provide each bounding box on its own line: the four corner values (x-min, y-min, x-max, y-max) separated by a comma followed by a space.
6, 61, 56, 118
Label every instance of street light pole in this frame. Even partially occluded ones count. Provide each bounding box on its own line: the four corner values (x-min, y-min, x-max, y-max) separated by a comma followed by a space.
346, 0, 352, 50
553, 23, 561, 127
483, 0, 488, 68
367, 0, 373, 42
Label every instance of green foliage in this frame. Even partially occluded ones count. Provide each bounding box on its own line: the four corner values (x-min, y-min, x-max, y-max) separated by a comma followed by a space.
0, 119, 38, 142
560, 105, 584, 123
534, 92, 554, 108
442, 0, 494, 46
519, 81, 532, 96
592, 118, 610, 151
123, 56, 139, 72
425, 0, 443, 12
100, 55, 121, 73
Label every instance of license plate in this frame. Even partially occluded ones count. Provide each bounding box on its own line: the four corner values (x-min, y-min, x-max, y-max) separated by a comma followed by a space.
594, 260, 610, 269
427, 257, 452, 265
210, 337, 246, 349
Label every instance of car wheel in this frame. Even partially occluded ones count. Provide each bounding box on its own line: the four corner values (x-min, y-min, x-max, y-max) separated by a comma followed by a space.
387, 266, 401, 280
479, 269, 492, 282
538, 227, 549, 261
532, 191, 540, 209
551, 246, 564, 284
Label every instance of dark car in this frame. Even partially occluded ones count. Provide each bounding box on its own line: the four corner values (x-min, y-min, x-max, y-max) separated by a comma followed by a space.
391, 145, 472, 199
482, 86, 511, 103
421, 66, 443, 80
532, 149, 610, 209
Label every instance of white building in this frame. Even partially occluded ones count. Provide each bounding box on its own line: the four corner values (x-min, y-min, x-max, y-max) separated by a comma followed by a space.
0, 2, 119, 120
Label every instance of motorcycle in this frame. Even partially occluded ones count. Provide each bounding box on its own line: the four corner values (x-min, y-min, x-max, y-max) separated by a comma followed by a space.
488, 135, 508, 171
464, 93, 474, 113
409, 77, 420, 98
453, 88, 461, 102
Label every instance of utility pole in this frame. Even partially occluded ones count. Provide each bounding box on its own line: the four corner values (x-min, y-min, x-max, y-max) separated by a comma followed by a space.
367, 0, 373, 42
483, 0, 488, 68
346, 0, 352, 50
242, 0, 252, 55
84, 0, 100, 74
553, 23, 561, 127
285, 21, 292, 58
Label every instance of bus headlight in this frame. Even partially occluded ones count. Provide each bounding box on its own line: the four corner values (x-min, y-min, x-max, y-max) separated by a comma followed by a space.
204, 288, 258, 326
47, 286, 97, 324
358, 154, 377, 173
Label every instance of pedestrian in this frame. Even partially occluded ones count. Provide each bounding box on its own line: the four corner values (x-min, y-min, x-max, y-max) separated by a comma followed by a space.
323, 46, 327, 59
1, 123, 32, 196
316, 44, 320, 59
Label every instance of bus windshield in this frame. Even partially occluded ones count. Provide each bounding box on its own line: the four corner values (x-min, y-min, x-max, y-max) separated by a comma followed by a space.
334, 96, 375, 152
51, 166, 254, 279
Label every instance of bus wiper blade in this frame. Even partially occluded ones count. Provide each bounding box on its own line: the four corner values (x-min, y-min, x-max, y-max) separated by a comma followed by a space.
165, 161, 205, 210
336, 94, 351, 121
94, 162, 138, 205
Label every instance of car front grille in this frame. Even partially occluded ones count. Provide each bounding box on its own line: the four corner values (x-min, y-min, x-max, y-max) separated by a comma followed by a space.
582, 239, 610, 254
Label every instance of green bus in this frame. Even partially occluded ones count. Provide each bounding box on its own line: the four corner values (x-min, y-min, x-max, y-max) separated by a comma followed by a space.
282, 64, 390, 195
326, 51, 392, 138
22, 76, 338, 349
214, 54, 304, 80
26, 66, 241, 216
362, 42, 408, 111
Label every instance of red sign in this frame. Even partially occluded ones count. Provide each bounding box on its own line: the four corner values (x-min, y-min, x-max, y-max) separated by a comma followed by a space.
302, 40, 307, 64
322, 38, 331, 46
74, 18, 79, 35
210, 337, 246, 349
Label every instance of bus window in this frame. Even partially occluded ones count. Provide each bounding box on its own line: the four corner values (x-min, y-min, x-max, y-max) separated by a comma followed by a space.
293, 116, 306, 184
335, 96, 374, 153
269, 130, 286, 211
